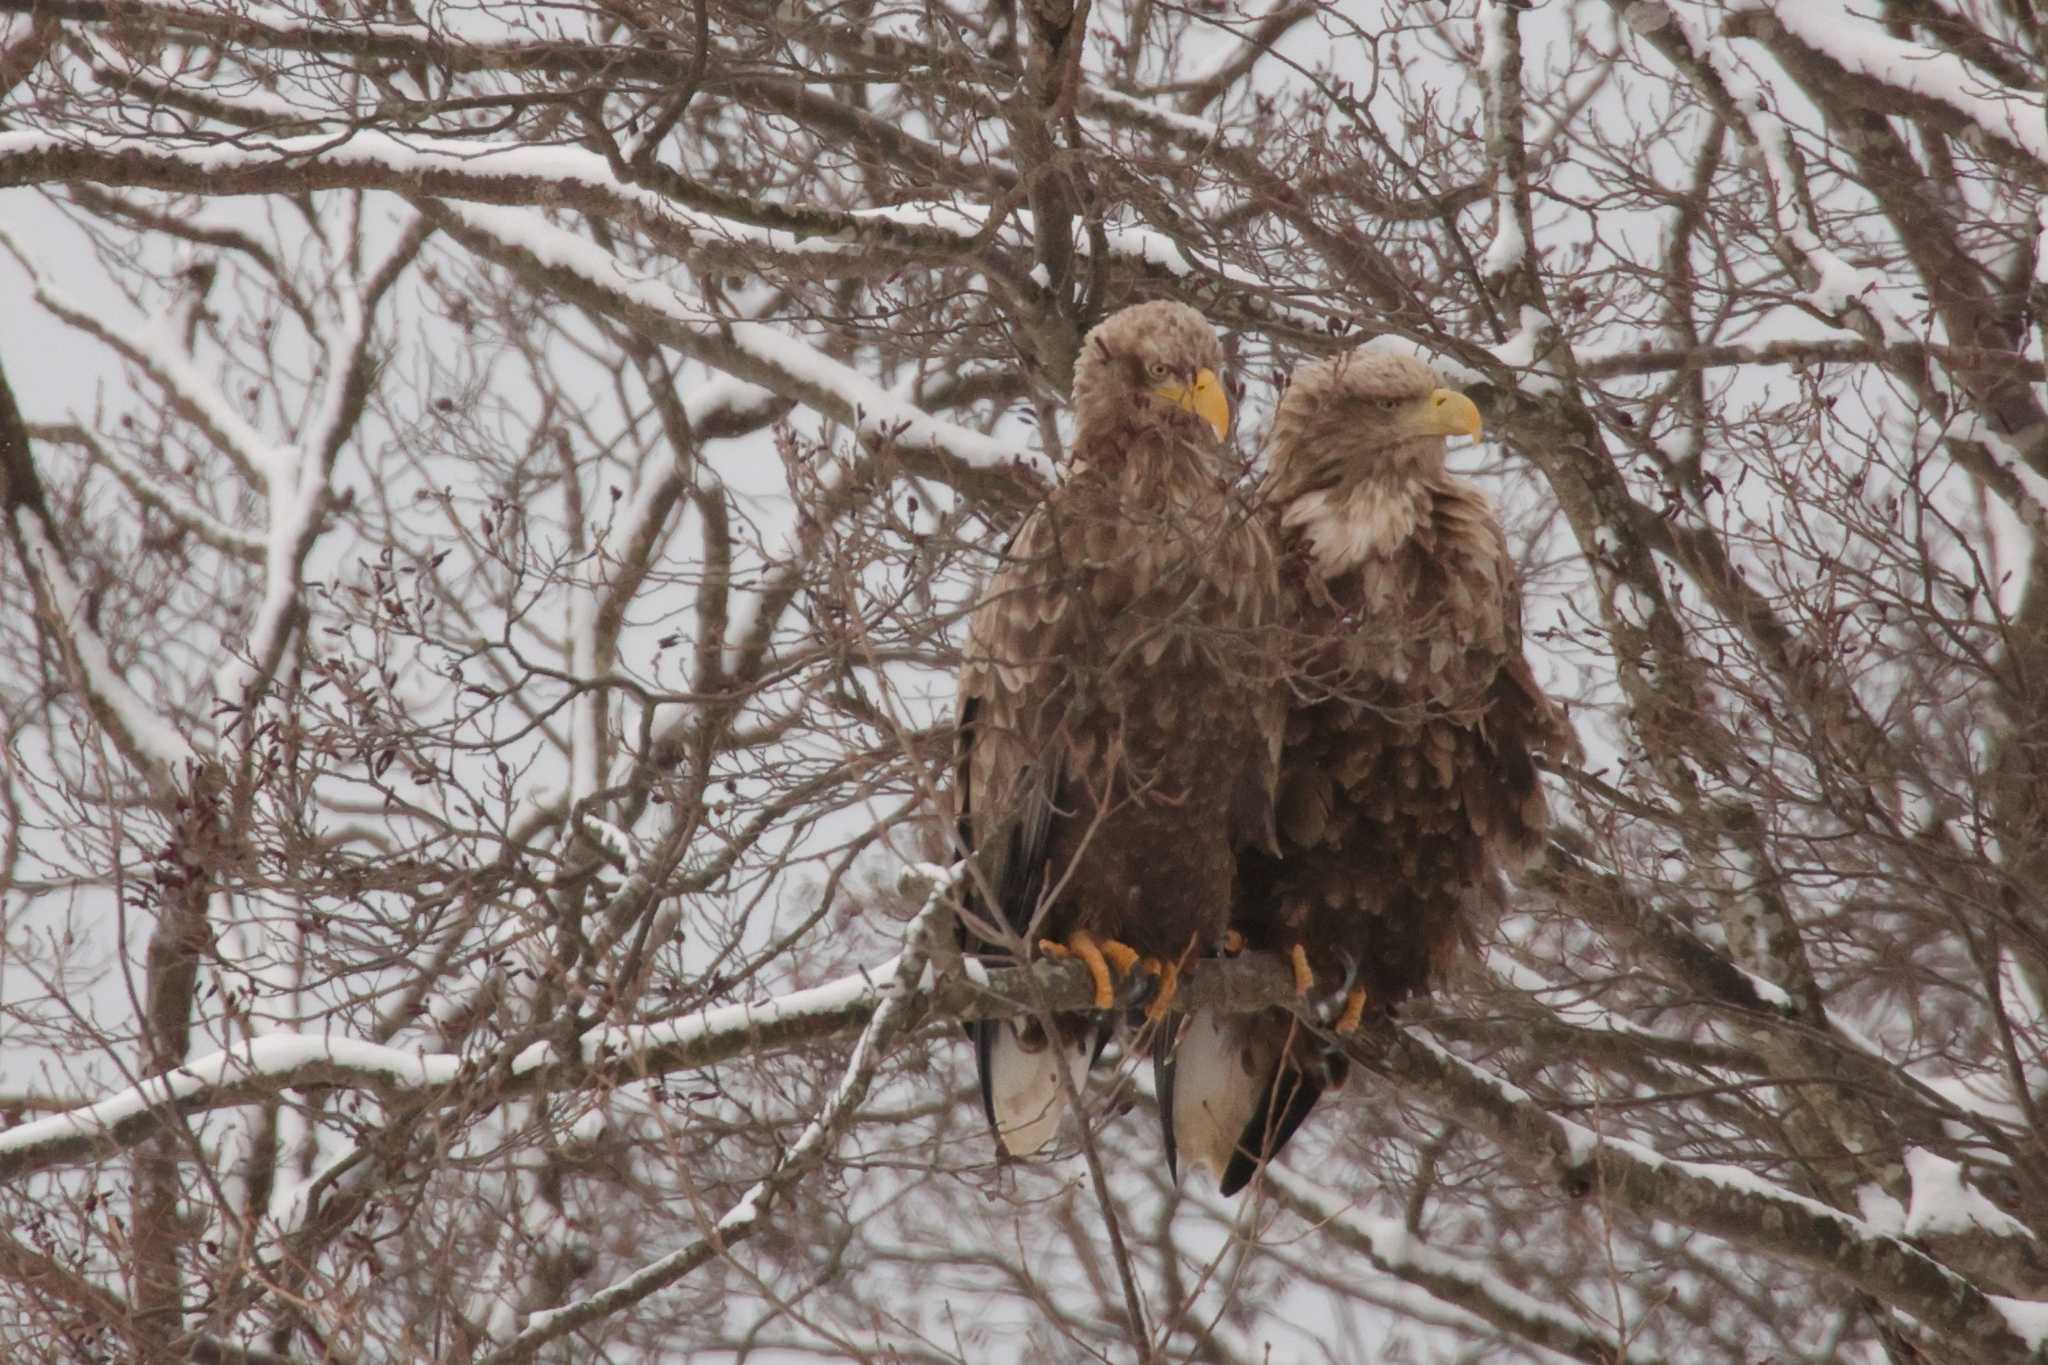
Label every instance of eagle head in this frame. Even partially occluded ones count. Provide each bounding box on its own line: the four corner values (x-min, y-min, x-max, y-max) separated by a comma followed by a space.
1072, 300, 1231, 453
1265, 347, 1482, 496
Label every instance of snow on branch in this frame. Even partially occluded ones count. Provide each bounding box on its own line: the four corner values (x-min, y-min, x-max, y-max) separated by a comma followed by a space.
1477, 0, 1532, 288
8, 514, 202, 786
1, 858, 2035, 1355
1902, 1148, 2037, 1244
6, 219, 417, 716
1264, 1172, 1658, 1365
431, 202, 1050, 497
1651, 9, 1925, 352
1359, 1023, 2048, 1363
0, 1033, 459, 1182
1529, 841, 1804, 1023
1726, 3, 2048, 172
0, 900, 1303, 1186
0, 112, 1369, 352
1951, 410, 2048, 540
1, 232, 287, 487
218, 272, 368, 709
0, 359, 201, 793
1576, 335, 2048, 384
475, 871, 958, 1363
28, 422, 267, 562
0, 130, 991, 279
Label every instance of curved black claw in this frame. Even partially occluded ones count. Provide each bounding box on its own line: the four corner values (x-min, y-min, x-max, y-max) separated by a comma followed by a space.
1115, 964, 1158, 1012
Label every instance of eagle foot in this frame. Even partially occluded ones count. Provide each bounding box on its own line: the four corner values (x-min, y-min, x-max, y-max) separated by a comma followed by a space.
1098, 938, 1142, 978
1333, 986, 1368, 1035
1137, 958, 1181, 1023
1036, 930, 1130, 1010
1288, 943, 1315, 998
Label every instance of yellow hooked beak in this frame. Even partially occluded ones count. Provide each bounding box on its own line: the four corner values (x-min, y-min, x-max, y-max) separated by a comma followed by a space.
1154, 367, 1231, 441
1428, 387, 1483, 439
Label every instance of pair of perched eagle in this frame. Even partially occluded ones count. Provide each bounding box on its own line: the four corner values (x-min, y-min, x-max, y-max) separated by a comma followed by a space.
953, 301, 1571, 1195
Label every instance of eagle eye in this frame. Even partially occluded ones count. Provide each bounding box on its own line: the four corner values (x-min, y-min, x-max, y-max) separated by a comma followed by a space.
1146, 360, 1171, 380
1377, 397, 1401, 410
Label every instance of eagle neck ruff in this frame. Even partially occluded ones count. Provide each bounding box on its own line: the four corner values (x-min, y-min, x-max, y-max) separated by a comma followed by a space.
1280, 458, 1495, 579
1282, 478, 1429, 576
1068, 421, 1225, 511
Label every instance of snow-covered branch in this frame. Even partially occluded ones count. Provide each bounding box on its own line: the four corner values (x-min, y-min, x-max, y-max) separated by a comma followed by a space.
26, 422, 266, 562
474, 874, 954, 1363
0, 362, 201, 790
1723, 4, 2048, 177
12, 526, 205, 792
1577, 335, 2048, 384
428, 202, 1051, 501
3, 233, 282, 489
0, 131, 996, 277
1359, 1023, 2048, 1362
0, 926, 1302, 1186
1263, 1173, 1658, 1365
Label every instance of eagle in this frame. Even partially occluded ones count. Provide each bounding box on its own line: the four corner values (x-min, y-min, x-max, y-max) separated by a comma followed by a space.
1167, 345, 1574, 1195
954, 300, 1283, 1158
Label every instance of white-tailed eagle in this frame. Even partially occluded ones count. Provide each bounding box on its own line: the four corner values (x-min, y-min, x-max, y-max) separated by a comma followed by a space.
955, 301, 1283, 1158
1171, 346, 1574, 1194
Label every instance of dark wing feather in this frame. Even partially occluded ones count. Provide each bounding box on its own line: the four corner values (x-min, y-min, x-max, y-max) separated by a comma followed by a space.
958, 693, 1073, 1133
1152, 1024, 1180, 1184
1217, 1049, 1349, 1198
1208, 478, 1570, 1193
955, 503, 1106, 1156
954, 515, 1062, 955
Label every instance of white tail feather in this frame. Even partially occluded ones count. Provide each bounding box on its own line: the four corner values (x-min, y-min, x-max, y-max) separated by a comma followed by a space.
1171, 1010, 1270, 1180
989, 1021, 1091, 1156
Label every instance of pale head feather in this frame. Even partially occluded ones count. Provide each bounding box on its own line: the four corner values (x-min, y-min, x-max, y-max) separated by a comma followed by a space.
1070, 300, 1228, 463
1263, 348, 1481, 574
1262, 347, 1448, 503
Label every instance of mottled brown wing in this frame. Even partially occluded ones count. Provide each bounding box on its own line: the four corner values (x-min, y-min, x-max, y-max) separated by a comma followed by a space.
963, 470, 1282, 946
1444, 486, 1574, 871
1485, 535, 1578, 862
961, 455, 1285, 1162
1202, 481, 1572, 1196
1282, 483, 1559, 992
954, 502, 1100, 1156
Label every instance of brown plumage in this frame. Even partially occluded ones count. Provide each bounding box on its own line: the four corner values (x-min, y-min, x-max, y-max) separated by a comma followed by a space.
1171, 346, 1575, 1195
954, 301, 1283, 1158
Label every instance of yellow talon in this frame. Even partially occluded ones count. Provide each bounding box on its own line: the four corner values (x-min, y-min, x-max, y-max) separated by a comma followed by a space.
1141, 959, 1181, 1024
1288, 944, 1315, 997
1099, 938, 1142, 977
1335, 986, 1368, 1035
1039, 930, 1119, 1009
